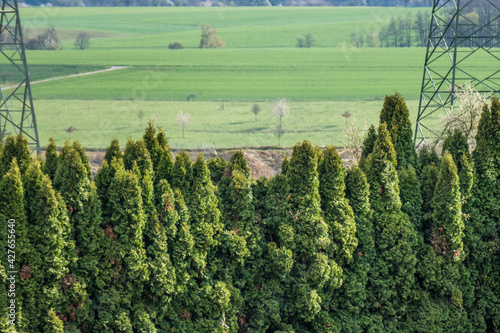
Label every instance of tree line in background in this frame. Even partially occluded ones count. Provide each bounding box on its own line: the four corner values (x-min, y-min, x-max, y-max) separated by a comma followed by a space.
350, 11, 430, 47
1, 91, 500, 332
21, 0, 432, 7
351, 4, 500, 48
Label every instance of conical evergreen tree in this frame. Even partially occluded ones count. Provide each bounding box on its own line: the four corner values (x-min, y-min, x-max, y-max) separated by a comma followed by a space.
59, 140, 92, 180
246, 164, 291, 332
170, 151, 193, 205
207, 156, 228, 184
463, 97, 500, 331
52, 142, 104, 298
420, 163, 439, 238
44, 137, 58, 181
318, 146, 357, 265
189, 155, 223, 272
431, 152, 465, 259
167, 187, 195, 294
0, 134, 30, 177
143, 122, 160, 171
94, 157, 124, 217
123, 138, 154, 179
359, 124, 377, 170
364, 123, 418, 330
418, 145, 440, 171
155, 127, 174, 183
172, 155, 240, 332
442, 129, 469, 166
415, 152, 470, 331
399, 165, 423, 232
218, 151, 251, 221
331, 166, 375, 331
442, 128, 474, 200
143, 210, 176, 331
0, 160, 28, 332
103, 138, 122, 164
379, 93, 417, 169
21, 161, 87, 332
93, 165, 150, 332
279, 141, 342, 331
213, 152, 257, 333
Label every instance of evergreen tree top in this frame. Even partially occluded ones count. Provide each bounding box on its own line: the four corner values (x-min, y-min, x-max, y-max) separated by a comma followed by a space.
280, 155, 289, 175
156, 127, 171, 154
0, 159, 26, 224
143, 121, 159, 150
344, 166, 371, 216
124, 137, 154, 178
372, 123, 397, 167
431, 151, 464, 259
418, 145, 440, 169
44, 137, 58, 180
207, 156, 228, 184
58, 140, 91, 180
379, 93, 416, 168
360, 125, 377, 165
318, 146, 345, 197
286, 141, 320, 207
442, 129, 470, 165
474, 97, 500, 159
0, 133, 31, 177
54, 144, 91, 211
192, 154, 211, 185
171, 151, 192, 192
379, 93, 410, 128
104, 138, 122, 164
228, 150, 250, 178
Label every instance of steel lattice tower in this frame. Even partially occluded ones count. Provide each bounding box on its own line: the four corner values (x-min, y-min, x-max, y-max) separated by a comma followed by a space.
0, 0, 39, 154
415, 0, 500, 147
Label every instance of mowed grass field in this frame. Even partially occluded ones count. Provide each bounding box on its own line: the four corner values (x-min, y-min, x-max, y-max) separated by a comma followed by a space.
3, 6, 465, 148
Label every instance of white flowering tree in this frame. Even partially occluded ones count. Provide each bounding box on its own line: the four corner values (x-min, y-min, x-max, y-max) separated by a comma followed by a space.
441, 81, 490, 150
176, 110, 192, 138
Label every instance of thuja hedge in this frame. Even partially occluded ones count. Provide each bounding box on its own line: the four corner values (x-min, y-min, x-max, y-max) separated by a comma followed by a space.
1, 94, 500, 332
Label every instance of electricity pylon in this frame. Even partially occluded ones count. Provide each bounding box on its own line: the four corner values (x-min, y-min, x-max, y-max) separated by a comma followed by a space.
0, 0, 39, 154
415, 0, 500, 147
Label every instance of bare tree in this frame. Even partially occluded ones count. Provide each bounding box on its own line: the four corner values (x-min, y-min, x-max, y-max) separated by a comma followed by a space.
137, 110, 145, 125
274, 124, 285, 147
74, 32, 91, 50
272, 98, 290, 146
25, 26, 60, 50
296, 33, 316, 48
273, 98, 290, 128
440, 81, 490, 150
344, 117, 366, 163
251, 103, 261, 121
176, 110, 192, 138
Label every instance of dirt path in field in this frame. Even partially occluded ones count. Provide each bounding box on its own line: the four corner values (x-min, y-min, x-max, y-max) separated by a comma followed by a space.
1, 66, 131, 90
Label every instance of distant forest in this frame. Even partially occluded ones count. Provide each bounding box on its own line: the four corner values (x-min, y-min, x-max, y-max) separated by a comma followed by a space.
21, 0, 433, 7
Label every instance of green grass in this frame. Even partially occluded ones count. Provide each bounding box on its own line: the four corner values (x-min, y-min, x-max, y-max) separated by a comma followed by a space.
34, 98, 440, 150
20, 7, 420, 48
28, 48, 426, 101
3, 6, 480, 148
0, 64, 107, 84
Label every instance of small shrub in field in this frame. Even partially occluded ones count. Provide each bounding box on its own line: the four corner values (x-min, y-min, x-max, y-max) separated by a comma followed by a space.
168, 42, 183, 49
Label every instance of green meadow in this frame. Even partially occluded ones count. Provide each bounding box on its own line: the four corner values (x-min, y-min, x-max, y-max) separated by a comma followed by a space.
3, 6, 466, 148
35, 99, 433, 149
